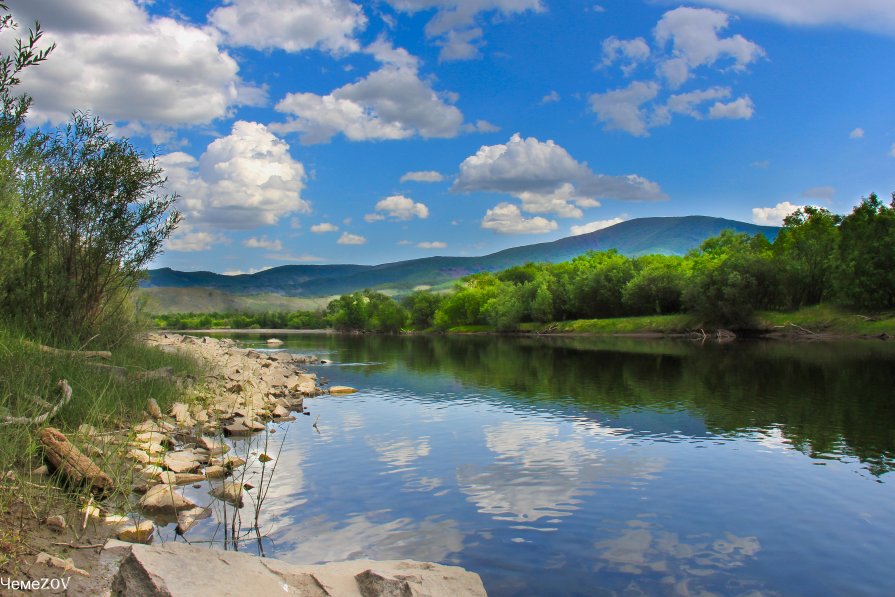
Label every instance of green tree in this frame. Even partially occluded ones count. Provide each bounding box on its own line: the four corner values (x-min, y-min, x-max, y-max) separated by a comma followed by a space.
569, 250, 635, 318
773, 205, 840, 308
835, 193, 895, 309
622, 255, 686, 315
402, 290, 444, 330
7, 113, 180, 338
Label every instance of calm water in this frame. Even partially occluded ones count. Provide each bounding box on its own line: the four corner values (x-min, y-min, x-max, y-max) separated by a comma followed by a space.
184, 334, 895, 596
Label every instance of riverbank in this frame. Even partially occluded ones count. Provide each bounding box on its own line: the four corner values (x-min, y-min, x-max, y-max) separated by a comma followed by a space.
0, 333, 488, 595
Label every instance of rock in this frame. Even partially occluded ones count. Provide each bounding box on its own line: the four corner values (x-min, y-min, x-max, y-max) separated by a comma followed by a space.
105, 540, 487, 597
46, 515, 67, 531
127, 449, 150, 464
174, 473, 205, 485
271, 404, 289, 418
223, 422, 252, 437
138, 484, 196, 517
204, 466, 228, 480
198, 437, 229, 456
77, 423, 98, 437
134, 420, 175, 434
329, 386, 358, 395
266, 338, 284, 346
221, 456, 246, 470
158, 471, 177, 485
32, 465, 49, 476
35, 552, 90, 577
118, 521, 154, 544
170, 402, 194, 426
134, 431, 169, 446
163, 451, 202, 474
147, 398, 162, 419
141, 465, 165, 478
209, 481, 243, 507
174, 506, 211, 536
258, 453, 273, 463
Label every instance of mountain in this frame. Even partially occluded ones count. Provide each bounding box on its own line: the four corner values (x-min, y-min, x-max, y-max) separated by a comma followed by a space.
143, 216, 778, 300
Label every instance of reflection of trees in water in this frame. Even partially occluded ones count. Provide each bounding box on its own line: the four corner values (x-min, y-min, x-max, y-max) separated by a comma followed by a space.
307, 334, 895, 476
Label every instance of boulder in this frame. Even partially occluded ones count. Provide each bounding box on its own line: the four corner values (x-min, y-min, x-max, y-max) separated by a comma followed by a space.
329, 386, 358, 395
117, 521, 154, 544
174, 473, 206, 485
163, 451, 202, 474
204, 465, 228, 480
105, 540, 487, 597
138, 484, 196, 518
198, 437, 229, 456
209, 481, 243, 507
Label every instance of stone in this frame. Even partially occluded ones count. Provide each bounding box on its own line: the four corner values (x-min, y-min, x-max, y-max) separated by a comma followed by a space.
223, 422, 252, 437
174, 506, 211, 536
141, 465, 164, 478
271, 404, 289, 418
35, 552, 90, 577
198, 437, 229, 456
158, 471, 177, 485
163, 451, 202, 474
77, 423, 98, 437
170, 402, 194, 426
174, 473, 205, 485
147, 398, 162, 419
258, 453, 273, 463
209, 481, 243, 507
138, 484, 196, 517
329, 386, 358, 395
105, 540, 487, 597
32, 465, 49, 476
127, 449, 150, 464
221, 456, 246, 470
204, 466, 228, 480
134, 431, 169, 446
118, 521, 154, 544
266, 338, 284, 346
46, 515, 66, 531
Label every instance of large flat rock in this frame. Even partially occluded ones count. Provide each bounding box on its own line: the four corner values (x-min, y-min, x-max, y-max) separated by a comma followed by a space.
106, 540, 487, 597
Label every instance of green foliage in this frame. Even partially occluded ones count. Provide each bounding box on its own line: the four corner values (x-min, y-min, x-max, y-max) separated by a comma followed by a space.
773, 206, 840, 308
325, 290, 407, 333
622, 255, 686, 315
402, 290, 444, 329
835, 193, 895, 309
154, 310, 326, 330
5, 113, 181, 341
569, 250, 635, 318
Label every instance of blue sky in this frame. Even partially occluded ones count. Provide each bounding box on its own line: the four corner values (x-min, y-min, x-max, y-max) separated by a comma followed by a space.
7, 0, 895, 273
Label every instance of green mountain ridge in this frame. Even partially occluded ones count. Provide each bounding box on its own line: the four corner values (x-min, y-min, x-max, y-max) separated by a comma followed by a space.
144, 216, 778, 299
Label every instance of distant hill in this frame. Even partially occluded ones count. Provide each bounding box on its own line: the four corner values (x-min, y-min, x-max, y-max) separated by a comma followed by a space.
143, 216, 778, 302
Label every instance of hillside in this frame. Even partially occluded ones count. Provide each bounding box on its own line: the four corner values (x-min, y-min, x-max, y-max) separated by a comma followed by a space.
143, 216, 778, 305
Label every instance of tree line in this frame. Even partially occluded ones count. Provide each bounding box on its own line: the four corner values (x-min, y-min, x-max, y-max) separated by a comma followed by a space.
0, 6, 178, 344
320, 198, 895, 332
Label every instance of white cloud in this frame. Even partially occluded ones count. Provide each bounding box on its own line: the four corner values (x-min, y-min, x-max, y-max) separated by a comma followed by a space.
209, 0, 366, 54
266, 252, 325, 262
708, 96, 754, 119
454, 133, 665, 218
654, 7, 765, 88
890, 143, 895, 158
417, 241, 447, 249
850, 127, 865, 139
272, 44, 464, 143
589, 81, 660, 137
369, 194, 429, 220
338, 232, 367, 245
683, 1, 895, 35
800, 186, 836, 201
363, 213, 386, 222
570, 217, 627, 235
159, 121, 309, 230
223, 266, 273, 276
666, 86, 732, 118
601, 36, 650, 75
166, 223, 227, 252
385, 0, 545, 61
752, 201, 803, 225
481, 203, 557, 234
540, 90, 561, 104
243, 236, 282, 250
10, 0, 261, 128
400, 170, 445, 183
311, 223, 339, 233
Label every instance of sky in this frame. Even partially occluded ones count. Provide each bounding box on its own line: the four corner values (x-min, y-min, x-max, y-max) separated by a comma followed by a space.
5, 0, 895, 273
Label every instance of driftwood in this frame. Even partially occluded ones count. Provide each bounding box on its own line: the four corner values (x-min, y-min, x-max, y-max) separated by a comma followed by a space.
23, 339, 111, 360
39, 426, 114, 495
2, 380, 73, 426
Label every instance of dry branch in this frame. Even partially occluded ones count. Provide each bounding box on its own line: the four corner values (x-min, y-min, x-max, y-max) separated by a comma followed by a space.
23, 339, 111, 360
39, 427, 114, 495
1, 380, 73, 426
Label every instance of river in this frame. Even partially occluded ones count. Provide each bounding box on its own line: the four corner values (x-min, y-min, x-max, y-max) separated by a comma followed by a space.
186, 334, 895, 596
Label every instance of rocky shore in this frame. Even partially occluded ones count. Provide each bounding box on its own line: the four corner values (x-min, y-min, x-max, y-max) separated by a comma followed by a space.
17, 333, 486, 596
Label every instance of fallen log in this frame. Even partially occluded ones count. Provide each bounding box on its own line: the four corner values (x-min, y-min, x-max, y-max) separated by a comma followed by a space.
23, 339, 111, 360
39, 426, 114, 495
1, 380, 73, 426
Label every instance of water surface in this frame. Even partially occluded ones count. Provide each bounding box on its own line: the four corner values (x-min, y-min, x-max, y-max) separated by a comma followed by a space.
188, 334, 895, 596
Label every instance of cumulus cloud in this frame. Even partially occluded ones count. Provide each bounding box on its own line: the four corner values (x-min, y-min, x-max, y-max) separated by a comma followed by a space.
570, 217, 627, 235
752, 201, 803, 225
10, 0, 261, 128
540, 90, 561, 104
384, 0, 545, 61
243, 236, 282, 250
166, 223, 227, 252
454, 133, 665, 219
601, 36, 650, 75
683, 1, 895, 35
654, 7, 765, 88
589, 81, 660, 137
417, 241, 447, 249
708, 96, 754, 119
368, 194, 429, 221
850, 127, 865, 139
481, 203, 557, 234
159, 121, 309, 231
272, 42, 464, 144
209, 0, 366, 54
311, 223, 339, 233
337, 232, 367, 245
400, 170, 445, 183
801, 186, 836, 201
